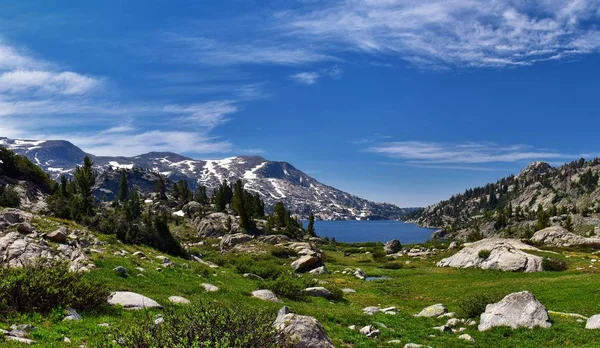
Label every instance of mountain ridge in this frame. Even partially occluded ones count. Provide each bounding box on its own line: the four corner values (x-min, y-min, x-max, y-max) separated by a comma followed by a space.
0, 137, 409, 220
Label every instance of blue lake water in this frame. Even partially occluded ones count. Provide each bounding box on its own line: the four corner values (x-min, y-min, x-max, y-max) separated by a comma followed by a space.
303, 220, 437, 244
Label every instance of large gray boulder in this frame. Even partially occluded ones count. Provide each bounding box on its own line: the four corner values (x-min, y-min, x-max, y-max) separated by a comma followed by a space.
437, 238, 543, 272
531, 226, 600, 248
585, 315, 600, 329
274, 308, 334, 348
107, 291, 162, 310
384, 239, 402, 254
194, 213, 239, 238
291, 255, 323, 273
182, 201, 202, 216
220, 233, 252, 250
304, 287, 334, 299
478, 291, 551, 331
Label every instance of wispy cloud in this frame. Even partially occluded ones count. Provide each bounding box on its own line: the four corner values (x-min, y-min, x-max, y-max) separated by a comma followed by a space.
368, 141, 583, 165
276, 0, 600, 68
290, 71, 320, 84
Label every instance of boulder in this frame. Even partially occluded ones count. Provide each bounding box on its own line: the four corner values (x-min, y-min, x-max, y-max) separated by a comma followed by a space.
251, 289, 281, 303
342, 288, 356, 294
291, 255, 322, 273
304, 287, 333, 299
459, 334, 475, 342
384, 240, 402, 254
531, 226, 600, 248
448, 241, 459, 249
45, 228, 68, 243
107, 291, 162, 310
168, 296, 191, 305
194, 213, 238, 238
274, 308, 334, 348
309, 265, 328, 275
437, 238, 543, 272
1, 210, 23, 224
363, 306, 380, 315
182, 201, 202, 216
585, 315, 600, 329
63, 308, 82, 321
0, 232, 56, 267
113, 266, 129, 277
478, 291, 551, 331
16, 223, 33, 234
220, 233, 252, 250
415, 304, 447, 318
257, 234, 292, 244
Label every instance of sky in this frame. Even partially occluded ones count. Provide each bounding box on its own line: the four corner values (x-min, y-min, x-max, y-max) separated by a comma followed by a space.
2, 1, 600, 207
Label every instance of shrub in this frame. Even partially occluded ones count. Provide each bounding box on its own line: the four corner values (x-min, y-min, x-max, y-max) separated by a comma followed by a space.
371, 248, 388, 263
456, 292, 504, 319
478, 249, 491, 259
381, 262, 404, 270
467, 230, 484, 242
542, 257, 567, 271
106, 300, 284, 348
0, 185, 20, 208
233, 256, 286, 280
0, 261, 109, 316
260, 274, 316, 301
270, 247, 298, 259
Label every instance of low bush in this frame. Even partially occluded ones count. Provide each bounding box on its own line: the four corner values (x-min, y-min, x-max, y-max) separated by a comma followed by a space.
233, 256, 286, 280
270, 246, 298, 259
371, 248, 388, 263
0, 185, 20, 208
478, 249, 491, 259
0, 261, 109, 316
542, 257, 567, 271
260, 274, 316, 301
381, 262, 404, 270
106, 300, 285, 348
456, 292, 504, 319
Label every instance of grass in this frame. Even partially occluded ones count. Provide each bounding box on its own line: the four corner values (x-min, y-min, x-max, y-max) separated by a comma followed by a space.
3, 218, 600, 346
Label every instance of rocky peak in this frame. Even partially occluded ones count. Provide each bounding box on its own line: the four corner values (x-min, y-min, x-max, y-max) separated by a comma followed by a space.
517, 161, 555, 180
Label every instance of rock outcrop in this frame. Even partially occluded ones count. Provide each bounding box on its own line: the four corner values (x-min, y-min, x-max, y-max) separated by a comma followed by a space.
478, 291, 551, 331
415, 304, 447, 318
194, 213, 239, 238
251, 289, 281, 303
274, 307, 334, 348
437, 238, 543, 272
220, 233, 252, 250
384, 239, 401, 254
586, 315, 600, 330
531, 226, 600, 248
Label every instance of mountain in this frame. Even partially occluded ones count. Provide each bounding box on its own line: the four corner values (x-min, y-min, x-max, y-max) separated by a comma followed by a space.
0, 137, 408, 220
415, 157, 600, 240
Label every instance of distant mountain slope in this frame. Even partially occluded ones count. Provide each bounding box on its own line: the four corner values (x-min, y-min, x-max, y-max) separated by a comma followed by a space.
417, 158, 600, 240
0, 137, 408, 220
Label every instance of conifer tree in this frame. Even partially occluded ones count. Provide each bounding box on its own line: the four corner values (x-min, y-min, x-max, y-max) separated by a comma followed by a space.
154, 176, 167, 200
74, 156, 96, 216
306, 212, 316, 236
232, 179, 253, 230
118, 170, 129, 203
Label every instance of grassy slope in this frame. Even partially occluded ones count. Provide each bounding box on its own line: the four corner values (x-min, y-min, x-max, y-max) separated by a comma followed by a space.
2, 219, 600, 347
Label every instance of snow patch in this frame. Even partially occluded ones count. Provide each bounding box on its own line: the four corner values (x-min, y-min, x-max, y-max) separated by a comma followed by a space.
244, 162, 267, 180
109, 161, 134, 170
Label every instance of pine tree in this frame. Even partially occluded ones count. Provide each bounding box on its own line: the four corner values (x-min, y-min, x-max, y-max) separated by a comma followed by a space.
74, 156, 96, 216
129, 188, 141, 220
564, 215, 574, 232
232, 179, 253, 231
195, 185, 209, 204
306, 212, 316, 236
154, 176, 167, 200
118, 171, 129, 203
535, 205, 550, 231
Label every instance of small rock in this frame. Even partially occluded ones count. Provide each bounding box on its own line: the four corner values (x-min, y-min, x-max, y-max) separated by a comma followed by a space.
348, 325, 357, 330
382, 306, 398, 315
309, 265, 328, 275
388, 340, 402, 344
98, 323, 110, 327
354, 268, 366, 280
359, 325, 380, 338
113, 266, 129, 277
586, 314, 600, 329
415, 304, 447, 318
433, 325, 451, 332
404, 344, 432, 348
448, 241, 459, 249
251, 289, 281, 303
168, 296, 191, 305
64, 337, 72, 343
304, 287, 334, 299
459, 334, 475, 342
243, 273, 264, 280
107, 291, 162, 310
6, 336, 36, 345
64, 308, 83, 321
363, 306, 380, 315
342, 288, 356, 294
445, 318, 461, 328
201, 283, 219, 292
132, 251, 147, 258
439, 312, 456, 318
154, 315, 164, 325
46, 228, 68, 243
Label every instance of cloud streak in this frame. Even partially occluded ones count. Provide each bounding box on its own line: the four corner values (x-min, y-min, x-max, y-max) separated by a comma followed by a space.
277, 0, 600, 68
368, 141, 583, 164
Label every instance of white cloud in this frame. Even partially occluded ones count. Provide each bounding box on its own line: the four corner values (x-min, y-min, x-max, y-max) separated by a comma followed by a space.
368, 141, 581, 164
0, 70, 99, 95
163, 100, 239, 129
277, 0, 600, 68
290, 72, 320, 84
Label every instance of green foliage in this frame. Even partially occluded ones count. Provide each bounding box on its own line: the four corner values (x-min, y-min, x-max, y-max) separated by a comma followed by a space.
270, 246, 298, 259
211, 179, 233, 211
371, 248, 388, 263
542, 257, 567, 271
260, 274, 316, 301
172, 179, 192, 203
108, 300, 284, 348
154, 176, 167, 200
194, 185, 209, 204
267, 201, 304, 239
456, 292, 504, 319
0, 147, 54, 193
0, 185, 20, 207
466, 228, 484, 242
232, 256, 286, 280
478, 249, 491, 259
232, 179, 254, 231
536, 205, 550, 231
563, 215, 574, 232
0, 261, 108, 316
579, 169, 599, 193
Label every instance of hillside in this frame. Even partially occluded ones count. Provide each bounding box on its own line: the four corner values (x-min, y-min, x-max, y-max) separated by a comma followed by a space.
416, 158, 600, 240
0, 137, 407, 220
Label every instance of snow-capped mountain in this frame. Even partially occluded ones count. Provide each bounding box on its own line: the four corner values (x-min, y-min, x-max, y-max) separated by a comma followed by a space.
0, 137, 408, 220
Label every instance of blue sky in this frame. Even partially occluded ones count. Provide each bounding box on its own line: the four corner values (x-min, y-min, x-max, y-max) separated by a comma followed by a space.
2, 1, 600, 207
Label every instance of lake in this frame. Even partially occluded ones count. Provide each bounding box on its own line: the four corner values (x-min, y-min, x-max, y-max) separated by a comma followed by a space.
303, 220, 437, 244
